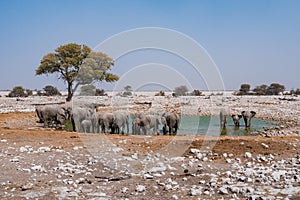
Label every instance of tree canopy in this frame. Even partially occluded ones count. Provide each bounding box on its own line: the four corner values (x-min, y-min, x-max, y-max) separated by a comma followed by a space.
36, 43, 119, 101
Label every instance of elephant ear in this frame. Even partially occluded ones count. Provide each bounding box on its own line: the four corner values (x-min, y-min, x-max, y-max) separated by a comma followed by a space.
146, 116, 152, 123
241, 111, 246, 116
250, 111, 256, 117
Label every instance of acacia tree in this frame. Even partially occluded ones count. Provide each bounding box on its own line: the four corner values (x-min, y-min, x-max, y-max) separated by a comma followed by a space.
35, 43, 119, 101
239, 83, 251, 95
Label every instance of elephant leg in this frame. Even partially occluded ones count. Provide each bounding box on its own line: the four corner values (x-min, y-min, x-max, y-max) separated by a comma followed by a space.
168, 126, 172, 135
163, 126, 167, 135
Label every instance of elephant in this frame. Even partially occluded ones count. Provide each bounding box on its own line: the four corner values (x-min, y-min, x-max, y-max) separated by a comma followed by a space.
99, 112, 114, 133
132, 117, 142, 135
219, 108, 229, 128
231, 114, 242, 127
112, 111, 129, 134
161, 112, 180, 135
71, 107, 94, 132
91, 112, 105, 133
132, 114, 161, 135
241, 111, 256, 128
81, 119, 92, 133
35, 106, 44, 123
37, 104, 69, 128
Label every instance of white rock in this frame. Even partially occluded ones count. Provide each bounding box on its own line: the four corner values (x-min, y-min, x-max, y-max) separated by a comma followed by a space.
271, 170, 286, 181
164, 184, 172, 191
144, 174, 153, 179
121, 187, 129, 193
136, 185, 146, 192
189, 188, 201, 196
38, 146, 51, 152
190, 148, 200, 154
245, 152, 252, 158
172, 194, 178, 199
202, 157, 208, 162
203, 190, 210, 195
261, 143, 269, 149
0, 139, 7, 143
170, 157, 185, 162
21, 182, 33, 191
20, 147, 28, 152
219, 186, 228, 194
10, 157, 19, 162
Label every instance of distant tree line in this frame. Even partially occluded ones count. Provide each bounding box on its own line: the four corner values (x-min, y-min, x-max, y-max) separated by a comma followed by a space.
7, 85, 61, 97
235, 83, 300, 96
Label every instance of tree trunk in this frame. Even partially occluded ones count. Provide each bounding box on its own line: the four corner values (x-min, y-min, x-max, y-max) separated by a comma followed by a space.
66, 82, 73, 102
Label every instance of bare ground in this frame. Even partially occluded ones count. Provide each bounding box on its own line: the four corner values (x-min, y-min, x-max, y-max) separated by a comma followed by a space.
0, 112, 299, 199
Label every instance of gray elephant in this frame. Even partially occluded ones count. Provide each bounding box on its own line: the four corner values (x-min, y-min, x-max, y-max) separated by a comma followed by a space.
231, 114, 242, 127
71, 107, 94, 132
132, 114, 161, 135
219, 108, 229, 128
81, 119, 92, 133
161, 112, 180, 135
35, 106, 44, 123
112, 111, 129, 134
99, 112, 114, 133
91, 112, 105, 133
241, 111, 256, 128
37, 104, 69, 128
132, 117, 142, 134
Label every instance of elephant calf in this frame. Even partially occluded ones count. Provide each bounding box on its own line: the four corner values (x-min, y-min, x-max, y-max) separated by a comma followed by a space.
81, 119, 92, 133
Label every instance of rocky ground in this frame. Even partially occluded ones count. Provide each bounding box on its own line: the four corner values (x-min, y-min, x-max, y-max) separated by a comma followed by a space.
0, 94, 299, 199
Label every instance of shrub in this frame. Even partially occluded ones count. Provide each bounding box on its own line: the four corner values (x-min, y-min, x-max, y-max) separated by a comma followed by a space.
174, 85, 188, 96
237, 83, 251, 95
43, 85, 61, 96
79, 85, 96, 96
266, 83, 285, 95
155, 91, 165, 96
95, 89, 107, 96
253, 84, 268, 95
289, 88, 300, 95
122, 85, 132, 97
190, 89, 202, 96
8, 86, 28, 97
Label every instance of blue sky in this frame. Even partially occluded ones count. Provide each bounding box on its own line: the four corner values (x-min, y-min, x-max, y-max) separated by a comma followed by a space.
0, 0, 299, 91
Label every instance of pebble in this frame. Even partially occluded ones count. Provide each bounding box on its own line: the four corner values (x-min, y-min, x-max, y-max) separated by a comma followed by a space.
136, 185, 146, 192
245, 152, 252, 158
218, 186, 228, 194
189, 187, 202, 196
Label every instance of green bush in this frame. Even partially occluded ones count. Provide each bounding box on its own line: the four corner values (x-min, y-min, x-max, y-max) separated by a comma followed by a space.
174, 85, 188, 96
95, 89, 107, 96
8, 86, 28, 97
190, 89, 202, 96
155, 91, 165, 96
43, 85, 61, 96
79, 85, 96, 96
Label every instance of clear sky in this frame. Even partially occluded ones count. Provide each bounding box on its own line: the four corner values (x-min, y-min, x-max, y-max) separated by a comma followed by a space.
0, 0, 299, 91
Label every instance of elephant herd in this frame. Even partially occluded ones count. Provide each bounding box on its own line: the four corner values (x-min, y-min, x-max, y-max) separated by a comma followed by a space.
35, 103, 180, 135
35, 103, 256, 135
220, 109, 256, 129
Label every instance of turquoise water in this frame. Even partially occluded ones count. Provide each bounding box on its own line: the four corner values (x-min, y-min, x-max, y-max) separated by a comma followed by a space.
177, 115, 277, 136
128, 115, 277, 136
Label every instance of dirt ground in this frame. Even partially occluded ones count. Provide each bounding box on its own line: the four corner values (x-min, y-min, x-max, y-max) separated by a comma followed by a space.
0, 112, 299, 199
